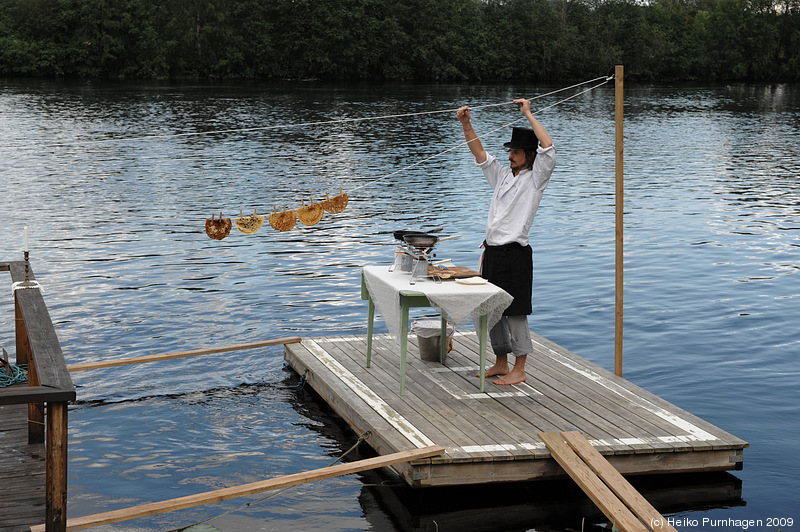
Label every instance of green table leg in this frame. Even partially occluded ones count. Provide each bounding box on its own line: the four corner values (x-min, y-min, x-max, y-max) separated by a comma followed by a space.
440, 315, 448, 364
479, 313, 488, 392
399, 298, 410, 396
366, 297, 375, 367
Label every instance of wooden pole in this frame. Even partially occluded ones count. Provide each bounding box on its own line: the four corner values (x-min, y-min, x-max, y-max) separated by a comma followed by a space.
30, 445, 445, 532
614, 65, 624, 377
45, 401, 69, 532
66, 337, 302, 372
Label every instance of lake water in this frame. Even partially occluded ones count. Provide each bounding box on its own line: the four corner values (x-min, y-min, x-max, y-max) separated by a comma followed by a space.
1, 79, 798, 531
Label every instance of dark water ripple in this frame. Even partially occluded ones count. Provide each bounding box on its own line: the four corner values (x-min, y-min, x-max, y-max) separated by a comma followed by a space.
2, 80, 798, 530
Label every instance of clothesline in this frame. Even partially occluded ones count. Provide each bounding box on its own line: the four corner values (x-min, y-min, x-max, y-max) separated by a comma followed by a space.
347, 75, 614, 194
5, 75, 613, 151
203, 74, 615, 239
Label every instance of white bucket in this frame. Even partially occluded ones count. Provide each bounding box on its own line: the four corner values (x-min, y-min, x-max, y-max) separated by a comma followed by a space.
411, 320, 455, 362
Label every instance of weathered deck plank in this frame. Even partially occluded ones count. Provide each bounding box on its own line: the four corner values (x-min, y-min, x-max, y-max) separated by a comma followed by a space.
0, 404, 46, 532
284, 330, 748, 488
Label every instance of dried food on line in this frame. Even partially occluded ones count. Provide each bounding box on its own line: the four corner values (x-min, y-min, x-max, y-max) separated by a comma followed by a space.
269, 205, 297, 232
297, 197, 324, 226
205, 212, 232, 240
322, 188, 348, 214
235, 208, 265, 234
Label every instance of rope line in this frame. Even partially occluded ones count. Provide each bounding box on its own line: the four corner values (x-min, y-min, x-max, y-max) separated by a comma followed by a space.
9, 75, 612, 151
346, 75, 614, 194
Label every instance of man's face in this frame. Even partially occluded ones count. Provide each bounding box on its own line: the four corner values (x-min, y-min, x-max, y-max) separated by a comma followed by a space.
508, 148, 528, 173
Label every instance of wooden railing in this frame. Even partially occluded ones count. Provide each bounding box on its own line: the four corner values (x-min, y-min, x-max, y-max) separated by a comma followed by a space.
1, 261, 75, 532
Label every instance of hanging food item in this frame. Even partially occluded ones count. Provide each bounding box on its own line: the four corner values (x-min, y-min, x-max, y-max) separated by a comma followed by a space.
234, 208, 265, 234
297, 197, 324, 226
269, 205, 297, 232
322, 187, 349, 214
205, 212, 232, 240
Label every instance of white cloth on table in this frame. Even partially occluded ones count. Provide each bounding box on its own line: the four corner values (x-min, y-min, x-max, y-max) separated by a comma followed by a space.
362, 265, 513, 341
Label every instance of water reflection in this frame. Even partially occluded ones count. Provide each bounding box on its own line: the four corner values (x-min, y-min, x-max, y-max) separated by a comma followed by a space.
359, 471, 744, 532
2, 80, 798, 530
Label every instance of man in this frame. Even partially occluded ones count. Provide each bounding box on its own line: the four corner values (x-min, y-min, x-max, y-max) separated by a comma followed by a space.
457, 99, 556, 385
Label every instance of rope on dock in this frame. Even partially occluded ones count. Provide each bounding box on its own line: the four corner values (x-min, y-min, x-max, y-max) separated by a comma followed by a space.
0, 363, 27, 387
0, 349, 27, 387
266, 369, 309, 390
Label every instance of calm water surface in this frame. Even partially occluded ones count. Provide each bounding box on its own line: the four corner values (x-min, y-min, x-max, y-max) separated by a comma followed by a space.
1, 80, 798, 531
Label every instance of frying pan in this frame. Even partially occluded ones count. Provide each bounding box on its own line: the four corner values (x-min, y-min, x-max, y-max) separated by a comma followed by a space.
403, 233, 461, 248
393, 226, 443, 241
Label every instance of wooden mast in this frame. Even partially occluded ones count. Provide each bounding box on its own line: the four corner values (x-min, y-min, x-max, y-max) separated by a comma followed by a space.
614, 65, 624, 377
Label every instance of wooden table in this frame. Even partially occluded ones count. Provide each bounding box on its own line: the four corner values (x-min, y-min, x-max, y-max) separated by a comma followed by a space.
361, 266, 504, 395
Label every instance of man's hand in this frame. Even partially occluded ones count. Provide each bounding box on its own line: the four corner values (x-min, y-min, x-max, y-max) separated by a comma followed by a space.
514, 98, 553, 149
457, 105, 471, 124
514, 98, 533, 116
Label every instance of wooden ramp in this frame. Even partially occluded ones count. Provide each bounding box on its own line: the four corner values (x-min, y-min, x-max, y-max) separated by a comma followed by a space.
284, 331, 748, 488
539, 431, 678, 532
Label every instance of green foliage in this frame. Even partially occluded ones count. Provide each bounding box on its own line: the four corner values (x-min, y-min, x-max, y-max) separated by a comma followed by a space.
0, 0, 797, 80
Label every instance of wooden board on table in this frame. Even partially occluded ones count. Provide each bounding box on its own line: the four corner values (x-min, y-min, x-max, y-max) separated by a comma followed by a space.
428, 265, 481, 279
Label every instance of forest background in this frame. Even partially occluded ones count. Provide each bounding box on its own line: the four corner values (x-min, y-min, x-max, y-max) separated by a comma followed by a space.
1, 0, 798, 81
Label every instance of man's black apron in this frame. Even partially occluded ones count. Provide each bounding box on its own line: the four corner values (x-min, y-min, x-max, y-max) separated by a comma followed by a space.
481, 241, 533, 316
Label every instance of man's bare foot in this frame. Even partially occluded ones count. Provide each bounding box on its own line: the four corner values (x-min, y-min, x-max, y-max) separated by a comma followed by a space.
493, 367, 526, 385
477, 362, 509, 378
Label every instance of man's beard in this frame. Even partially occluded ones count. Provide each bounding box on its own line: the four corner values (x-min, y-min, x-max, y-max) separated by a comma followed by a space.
511, 161, 530, 173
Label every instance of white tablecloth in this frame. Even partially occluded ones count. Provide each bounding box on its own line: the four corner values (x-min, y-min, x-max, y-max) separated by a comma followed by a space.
362, 265, 513, 340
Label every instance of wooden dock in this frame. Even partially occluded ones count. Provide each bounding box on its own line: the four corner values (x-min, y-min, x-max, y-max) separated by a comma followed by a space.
1, 260, 75, 532
0, 404, 46, 532
284, 330, 748, 488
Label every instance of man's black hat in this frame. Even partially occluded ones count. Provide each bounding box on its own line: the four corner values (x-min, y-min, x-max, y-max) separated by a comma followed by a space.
503, 127, 538, 150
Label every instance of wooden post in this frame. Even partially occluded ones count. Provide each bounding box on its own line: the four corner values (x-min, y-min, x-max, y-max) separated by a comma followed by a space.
614, 65, 624, 377
46, 401, 69, 532
16, 293, 45, 443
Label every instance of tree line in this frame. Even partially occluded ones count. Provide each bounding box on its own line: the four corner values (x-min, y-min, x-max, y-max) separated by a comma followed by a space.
1, 0, 798, 82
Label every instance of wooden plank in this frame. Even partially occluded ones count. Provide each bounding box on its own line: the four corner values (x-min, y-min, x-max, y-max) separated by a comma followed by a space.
454, 332, 633, 454
283, 340, 417, 461
67, 337, 302, 372
539, 432, 647, 532
562, 431, 678, 532
9, 262, 74, 395
0, 385, 76, 405
366, 335, 517, 461
438, 337, 577, 450
321, 336, 470, 462
30, 446, 445, 532
530, 332, 743, 451
402, 343, 550, 460
319, 337, 462, 454
0, 404, 46, 531
531, 350, 686, 453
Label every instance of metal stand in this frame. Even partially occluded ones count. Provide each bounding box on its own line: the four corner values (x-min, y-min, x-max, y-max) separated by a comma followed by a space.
18, 251, 36, 288
13, 251, 41, 292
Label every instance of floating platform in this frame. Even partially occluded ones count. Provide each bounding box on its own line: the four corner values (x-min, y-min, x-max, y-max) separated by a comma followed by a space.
284, 331, 748, 488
